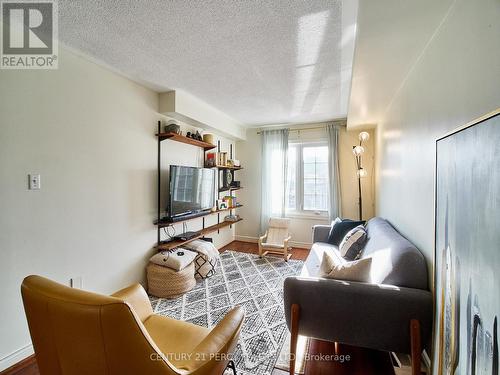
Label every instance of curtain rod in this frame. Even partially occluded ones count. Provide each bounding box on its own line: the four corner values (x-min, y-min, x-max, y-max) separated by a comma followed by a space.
256, 124, 341, 135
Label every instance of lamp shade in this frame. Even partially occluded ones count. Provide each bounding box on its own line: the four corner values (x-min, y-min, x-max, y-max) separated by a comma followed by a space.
353, 145, 365, 156
359, 131, 370, 142
357, 168, 368, 178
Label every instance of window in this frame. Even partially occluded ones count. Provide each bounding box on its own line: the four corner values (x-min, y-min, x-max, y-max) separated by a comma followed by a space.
286, 142, 329, 216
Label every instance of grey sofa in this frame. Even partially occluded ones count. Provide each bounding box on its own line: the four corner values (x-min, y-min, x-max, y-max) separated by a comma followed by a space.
284, 217, 433, 375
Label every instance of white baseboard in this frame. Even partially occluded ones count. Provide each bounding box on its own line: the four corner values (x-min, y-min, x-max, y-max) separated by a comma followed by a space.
0, 343, 33, 371
234, 235, 311, 249
234, 235, 258, 243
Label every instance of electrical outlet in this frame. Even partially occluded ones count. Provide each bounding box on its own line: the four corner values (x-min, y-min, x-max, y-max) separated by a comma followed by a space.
70, 277, 82, 289
28, 174, 41, 190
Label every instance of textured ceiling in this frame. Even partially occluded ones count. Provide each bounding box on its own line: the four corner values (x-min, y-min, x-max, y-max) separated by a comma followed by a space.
58, 0, 357, 126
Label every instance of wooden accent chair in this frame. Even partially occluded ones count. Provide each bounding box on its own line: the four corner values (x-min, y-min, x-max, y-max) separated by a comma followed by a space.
258, 217, 292, 261
21, 275, 244, 375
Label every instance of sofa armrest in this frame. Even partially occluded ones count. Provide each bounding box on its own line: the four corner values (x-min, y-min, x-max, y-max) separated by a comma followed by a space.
284, 276, 433, 354
112, 284, 153, 322
312, 224, 331, 243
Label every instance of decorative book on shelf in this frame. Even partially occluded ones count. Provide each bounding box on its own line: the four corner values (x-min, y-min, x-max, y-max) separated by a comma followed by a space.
205, 152, 241, 169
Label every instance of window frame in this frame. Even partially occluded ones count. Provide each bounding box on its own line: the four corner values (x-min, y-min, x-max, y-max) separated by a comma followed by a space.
286, 140, 329, 220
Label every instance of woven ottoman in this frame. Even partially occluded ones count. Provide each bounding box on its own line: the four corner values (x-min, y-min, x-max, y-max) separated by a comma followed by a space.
147, 261, 195, 298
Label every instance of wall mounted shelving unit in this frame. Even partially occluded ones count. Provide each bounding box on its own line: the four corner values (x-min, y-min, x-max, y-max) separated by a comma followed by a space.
155, 121, 243, 250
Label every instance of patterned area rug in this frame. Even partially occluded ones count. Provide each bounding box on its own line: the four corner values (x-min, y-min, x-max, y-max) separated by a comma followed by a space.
149, 250, 304, 375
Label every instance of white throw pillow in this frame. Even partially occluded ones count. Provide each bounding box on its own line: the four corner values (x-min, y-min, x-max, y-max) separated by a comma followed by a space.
319, 250, 344, 276
319, 252, 372, 283
149, 248, 197, 271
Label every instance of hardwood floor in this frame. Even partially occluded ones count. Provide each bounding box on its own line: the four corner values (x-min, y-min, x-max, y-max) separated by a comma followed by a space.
0, 356, 38, 375
2, 241, 395, 375
220, 239, 310, 261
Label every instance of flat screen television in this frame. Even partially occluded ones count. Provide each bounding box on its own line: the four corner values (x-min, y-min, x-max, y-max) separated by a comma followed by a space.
168, 165, 215, 219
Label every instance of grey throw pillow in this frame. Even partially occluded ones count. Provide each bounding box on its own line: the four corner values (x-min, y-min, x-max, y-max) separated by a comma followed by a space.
339, 225, 367, 260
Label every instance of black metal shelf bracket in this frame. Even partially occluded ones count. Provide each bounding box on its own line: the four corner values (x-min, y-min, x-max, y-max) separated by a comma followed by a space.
157, 120, 161, 245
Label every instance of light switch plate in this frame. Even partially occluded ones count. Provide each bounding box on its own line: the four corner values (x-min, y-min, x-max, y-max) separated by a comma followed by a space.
29, 174, 41, 190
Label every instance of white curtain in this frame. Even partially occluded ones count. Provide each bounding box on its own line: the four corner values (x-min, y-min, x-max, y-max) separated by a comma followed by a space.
260, 129, 289, 234
326, 124, 341, 220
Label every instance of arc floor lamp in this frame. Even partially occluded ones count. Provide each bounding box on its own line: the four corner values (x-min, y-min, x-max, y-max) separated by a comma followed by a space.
353, 131, 370, 220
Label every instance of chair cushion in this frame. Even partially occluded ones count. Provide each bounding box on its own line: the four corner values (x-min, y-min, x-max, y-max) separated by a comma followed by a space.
143, 314, 210, 365
339, 225, 367, 260
266, 227, 289, 246
327, 219, 365, 246
261, 242, 285, 249
268, 217, 291, 228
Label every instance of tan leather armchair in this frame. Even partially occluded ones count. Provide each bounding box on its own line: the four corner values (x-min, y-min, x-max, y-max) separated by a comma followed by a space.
21, 275, 244, 375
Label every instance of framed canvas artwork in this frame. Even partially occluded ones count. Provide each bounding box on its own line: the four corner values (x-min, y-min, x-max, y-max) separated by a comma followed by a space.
434, 109, 500, 375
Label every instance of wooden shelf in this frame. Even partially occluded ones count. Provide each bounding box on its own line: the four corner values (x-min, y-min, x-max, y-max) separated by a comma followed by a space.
214, 204, 243, 213
156, 205, 243, 228
219, 186, 243, 193
210, 165, 243, 170
156, 218, 243, 250
156, 132, 216, 150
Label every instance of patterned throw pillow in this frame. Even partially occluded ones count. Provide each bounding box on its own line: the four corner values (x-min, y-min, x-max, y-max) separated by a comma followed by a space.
183, 239, 220, 279
327, 219, 365, 246
339, 225, 367, 260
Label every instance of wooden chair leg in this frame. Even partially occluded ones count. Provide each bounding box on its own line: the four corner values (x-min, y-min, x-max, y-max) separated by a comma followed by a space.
284, 239, 290, 262
290, 304, 300, 375
410, 319, 421, 375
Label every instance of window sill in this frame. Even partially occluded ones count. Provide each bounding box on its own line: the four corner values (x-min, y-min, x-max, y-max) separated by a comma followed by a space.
285, 212, 329, 221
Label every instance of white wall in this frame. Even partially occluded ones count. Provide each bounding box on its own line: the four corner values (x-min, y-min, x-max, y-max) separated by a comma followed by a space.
0, 48, 234, 370
375, 0, 500, 279
235, 124, 375, 247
